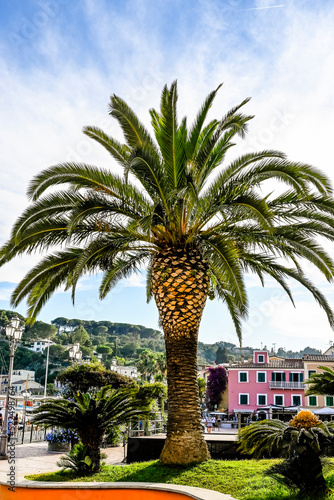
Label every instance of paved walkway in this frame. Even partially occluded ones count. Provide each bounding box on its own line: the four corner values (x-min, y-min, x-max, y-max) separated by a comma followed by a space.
0, 442, 125, 482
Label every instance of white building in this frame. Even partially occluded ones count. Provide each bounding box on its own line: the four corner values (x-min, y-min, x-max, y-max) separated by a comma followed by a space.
11, 379, 44, 394
110, 359, 138, 379
0, 370, 37, 394
29, 339, 55, 353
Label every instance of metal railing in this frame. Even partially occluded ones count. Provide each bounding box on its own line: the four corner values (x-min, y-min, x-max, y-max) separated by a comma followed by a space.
9, 424, 46, 444
128, 419, 166, 437
269, 381, 304, 389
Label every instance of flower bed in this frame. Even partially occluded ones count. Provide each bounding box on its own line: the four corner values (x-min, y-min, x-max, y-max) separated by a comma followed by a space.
44, 429, 77, 452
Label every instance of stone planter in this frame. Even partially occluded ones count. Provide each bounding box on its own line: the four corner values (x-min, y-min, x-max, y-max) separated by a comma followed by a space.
47, 442, 71, 452
0, 481, 237, 500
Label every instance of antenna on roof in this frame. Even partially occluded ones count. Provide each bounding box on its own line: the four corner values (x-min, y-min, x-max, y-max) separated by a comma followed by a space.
272, 343, 276, 354
260, 342, 263, 349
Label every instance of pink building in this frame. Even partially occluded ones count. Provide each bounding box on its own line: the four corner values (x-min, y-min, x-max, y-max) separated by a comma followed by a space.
228, 350, 304, 416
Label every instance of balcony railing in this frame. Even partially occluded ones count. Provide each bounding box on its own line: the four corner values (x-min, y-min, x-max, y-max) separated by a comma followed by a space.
269, 381, 304, 390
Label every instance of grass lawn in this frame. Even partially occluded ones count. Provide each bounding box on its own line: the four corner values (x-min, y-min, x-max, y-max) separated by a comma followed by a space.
26, 458, 334, 500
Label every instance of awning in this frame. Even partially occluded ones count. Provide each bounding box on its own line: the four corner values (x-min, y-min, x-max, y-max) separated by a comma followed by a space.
233, 409, 254, 413
313, 407, 334, 415
208, 411, 227, 415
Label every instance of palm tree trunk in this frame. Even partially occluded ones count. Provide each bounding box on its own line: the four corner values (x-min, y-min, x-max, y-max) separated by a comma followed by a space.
152, 247, 210, 464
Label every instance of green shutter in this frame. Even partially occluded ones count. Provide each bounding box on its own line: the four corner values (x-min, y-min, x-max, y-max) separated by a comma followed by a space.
326, 396, 334, 407
309, 396, 317, 406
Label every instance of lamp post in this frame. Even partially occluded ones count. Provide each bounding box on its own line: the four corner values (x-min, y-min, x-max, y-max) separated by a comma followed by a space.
21, 390, 31, 445
69, 343, 82, 363
0, 316, 24, 459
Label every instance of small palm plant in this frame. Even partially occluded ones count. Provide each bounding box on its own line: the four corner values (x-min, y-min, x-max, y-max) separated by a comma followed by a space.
57, 443, 96, 475
238, 411, 334, 494
32, 386, 154, 472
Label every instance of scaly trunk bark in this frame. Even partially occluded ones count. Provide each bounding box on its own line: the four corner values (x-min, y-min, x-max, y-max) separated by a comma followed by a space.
151, 247, 210, 464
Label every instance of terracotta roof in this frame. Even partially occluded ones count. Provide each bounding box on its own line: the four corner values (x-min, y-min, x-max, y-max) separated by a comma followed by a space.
230, 359, 303, 369
302, 354, 334, 362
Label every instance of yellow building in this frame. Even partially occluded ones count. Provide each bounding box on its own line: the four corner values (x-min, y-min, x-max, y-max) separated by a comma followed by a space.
303, 354, 334, 410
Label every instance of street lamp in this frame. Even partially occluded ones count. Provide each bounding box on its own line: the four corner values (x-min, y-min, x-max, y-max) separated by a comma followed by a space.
0, 316, 24, 459
69, 343, 82, 363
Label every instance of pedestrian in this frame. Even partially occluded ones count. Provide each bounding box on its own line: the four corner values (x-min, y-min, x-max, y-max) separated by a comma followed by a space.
14, 413, 19, 433
7, 416, 13, 443
206, 416, 213, 433
201, 416, 206, 432
211, 415, 216, 431
217, 417, 221, 430
0, 414, 3, 430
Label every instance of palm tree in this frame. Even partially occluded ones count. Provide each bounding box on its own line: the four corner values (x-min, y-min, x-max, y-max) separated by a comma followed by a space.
136, 348, 157, 382
1, 81, 334, 464
305, 365, 334, 396
32, 386, 153, 472
238, 412, 334, 494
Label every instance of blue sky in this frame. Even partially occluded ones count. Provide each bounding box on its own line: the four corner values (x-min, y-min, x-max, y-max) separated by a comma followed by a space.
1, 0, 334, 351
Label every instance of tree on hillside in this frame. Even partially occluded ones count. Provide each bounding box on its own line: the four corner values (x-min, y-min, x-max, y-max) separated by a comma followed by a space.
215, 346, 228, 364
2, 82, 334, 465
136, 349, 157, 382
205, 366, 227, 411
51, 317, 69, 332
23, 320, 57, 341
71, 325, 90, 345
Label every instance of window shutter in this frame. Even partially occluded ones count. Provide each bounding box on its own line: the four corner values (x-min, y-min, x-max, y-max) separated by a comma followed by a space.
271, 373, 275, 381
282, 373, 286, 382
289, 373, 292, 382
300, 373, 303, 382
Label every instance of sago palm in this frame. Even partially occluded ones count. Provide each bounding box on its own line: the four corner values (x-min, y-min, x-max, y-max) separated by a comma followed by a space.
2, 81, 334, 464
32, 386, 153, 471
238, 412, 334, 493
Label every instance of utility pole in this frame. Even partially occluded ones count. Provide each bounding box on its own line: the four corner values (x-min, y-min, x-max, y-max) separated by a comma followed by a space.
44, 339, 50, 398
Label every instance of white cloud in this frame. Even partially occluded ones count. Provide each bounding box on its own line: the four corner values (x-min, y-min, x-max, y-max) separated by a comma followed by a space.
0, 283, 16, 301
1, 1, 334, 348
269, 299, 334, 345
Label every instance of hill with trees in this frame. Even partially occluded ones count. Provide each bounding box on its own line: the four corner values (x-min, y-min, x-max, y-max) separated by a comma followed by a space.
0, 309, 324, 386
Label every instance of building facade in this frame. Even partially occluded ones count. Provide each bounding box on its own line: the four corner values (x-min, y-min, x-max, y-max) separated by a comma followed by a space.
228, 350, 305, 414
303, 354, 334, 409
228, 350, 334, 414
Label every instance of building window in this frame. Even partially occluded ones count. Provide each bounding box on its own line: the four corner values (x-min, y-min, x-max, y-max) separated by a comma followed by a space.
289, 373, 303, 382
239, 394, 249, 405
274, 395, 284, 406
326, 396, 334, 407
272, 372, 286, 382
292, 395, 301, 406
239, 372, 248, 383
309, 396, 317, 406
257, 372, 266, 383
257, 394, 267, 405
258, 355, 264, 363
308, 370, 316, 379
